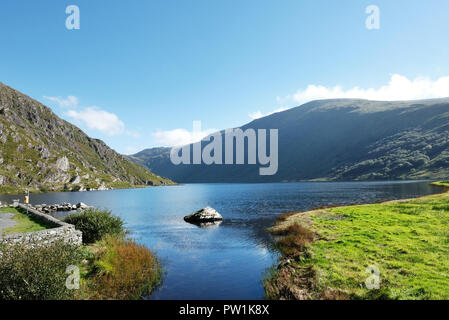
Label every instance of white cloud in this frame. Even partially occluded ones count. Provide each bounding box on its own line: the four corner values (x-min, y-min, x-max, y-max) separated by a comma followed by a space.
250, 74, 449, 120
44, 95, 79, 108
152, 127, 217, 147
248, 107, 289, 120
66, 107, 125, 136
125, 130, 141, 138
283, 74, 449, 105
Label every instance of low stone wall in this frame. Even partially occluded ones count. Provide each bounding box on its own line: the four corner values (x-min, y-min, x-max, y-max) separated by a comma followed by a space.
0, 204, 82, 247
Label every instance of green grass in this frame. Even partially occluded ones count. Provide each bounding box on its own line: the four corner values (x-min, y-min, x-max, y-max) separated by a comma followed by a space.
430, 181, 449, 187
0, 207, 48, 234
269, 182, 449, 300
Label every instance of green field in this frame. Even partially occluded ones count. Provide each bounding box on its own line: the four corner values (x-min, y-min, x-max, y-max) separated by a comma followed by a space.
266, 182, 449, 300
0, 207, 48, 234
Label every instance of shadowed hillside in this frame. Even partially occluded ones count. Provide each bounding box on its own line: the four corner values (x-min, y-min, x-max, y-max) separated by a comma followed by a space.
131, 98, 449, 182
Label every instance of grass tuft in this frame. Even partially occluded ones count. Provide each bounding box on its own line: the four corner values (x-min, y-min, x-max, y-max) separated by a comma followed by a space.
81, 235, 162, 300
272, 224, 315, 258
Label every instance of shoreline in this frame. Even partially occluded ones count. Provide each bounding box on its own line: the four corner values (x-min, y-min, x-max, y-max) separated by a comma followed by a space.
264, 181, 449, 300
0, 179, 432, 196
0, 183, 178, 196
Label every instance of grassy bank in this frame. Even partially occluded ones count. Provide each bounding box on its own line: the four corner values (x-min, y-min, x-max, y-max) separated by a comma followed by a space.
0, 207, 49, 234
265, 182, 449, 300
0, 208, 161, 300
430, 180, 449, 187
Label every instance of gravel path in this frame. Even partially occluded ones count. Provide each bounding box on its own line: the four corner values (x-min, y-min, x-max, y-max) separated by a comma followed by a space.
0, 212, 17, 234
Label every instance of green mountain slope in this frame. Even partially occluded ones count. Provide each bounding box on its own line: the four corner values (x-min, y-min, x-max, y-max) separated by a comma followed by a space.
131, 98, 449, 182
0, 82, 174, 194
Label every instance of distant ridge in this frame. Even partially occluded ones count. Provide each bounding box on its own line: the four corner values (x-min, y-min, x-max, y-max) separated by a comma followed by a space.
131, 98, 449, 182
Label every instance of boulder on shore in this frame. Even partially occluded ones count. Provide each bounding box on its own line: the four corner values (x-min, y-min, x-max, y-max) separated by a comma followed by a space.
184, 206, 223, 223
76, 202, 91, 209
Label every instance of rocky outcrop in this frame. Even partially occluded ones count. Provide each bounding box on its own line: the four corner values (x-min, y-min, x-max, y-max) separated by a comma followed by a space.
97, 183, 108, 191
55, 156, 70, 172
0, 82, 175, 194
43, 170, 71, 184
184, 206, 223, 224
39, 146, 51, 159
70, 175, 81, 184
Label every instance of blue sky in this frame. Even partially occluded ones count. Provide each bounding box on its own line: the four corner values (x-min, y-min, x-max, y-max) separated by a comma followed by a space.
1, 0, 449, 154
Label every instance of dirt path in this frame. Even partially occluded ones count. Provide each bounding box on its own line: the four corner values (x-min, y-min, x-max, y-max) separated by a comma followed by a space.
0, 212, 17, 234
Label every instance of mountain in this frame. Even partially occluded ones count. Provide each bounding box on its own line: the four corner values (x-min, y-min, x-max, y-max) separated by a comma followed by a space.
131, 98, 449, 182
0, 82, 174, 194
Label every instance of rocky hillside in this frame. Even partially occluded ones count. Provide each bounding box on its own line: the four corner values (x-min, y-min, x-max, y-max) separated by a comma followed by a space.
0, 82, 173, 194
131, 98, 449, 182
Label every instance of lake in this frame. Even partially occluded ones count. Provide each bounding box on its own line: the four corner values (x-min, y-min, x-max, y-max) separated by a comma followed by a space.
0, 180, 441, 299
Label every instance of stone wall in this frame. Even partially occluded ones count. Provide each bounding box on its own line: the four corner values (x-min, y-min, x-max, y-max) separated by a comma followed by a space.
0, 204, 82, 247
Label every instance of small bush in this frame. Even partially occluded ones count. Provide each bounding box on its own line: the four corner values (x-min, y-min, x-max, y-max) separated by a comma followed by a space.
273, 224, 315, 257
64, 209, 125, 244
38, 185, 50, 193
85, 236, 162, 300
0, 241, 82, 300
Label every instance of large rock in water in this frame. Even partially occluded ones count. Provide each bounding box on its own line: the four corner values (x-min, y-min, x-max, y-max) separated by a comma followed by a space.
184, 206, 223, 223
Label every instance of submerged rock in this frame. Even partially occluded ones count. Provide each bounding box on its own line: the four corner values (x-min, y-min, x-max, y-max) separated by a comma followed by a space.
184, 206, 223, 224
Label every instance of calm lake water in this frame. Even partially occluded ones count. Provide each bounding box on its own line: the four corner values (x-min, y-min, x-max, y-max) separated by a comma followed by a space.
0, 180, 441, 299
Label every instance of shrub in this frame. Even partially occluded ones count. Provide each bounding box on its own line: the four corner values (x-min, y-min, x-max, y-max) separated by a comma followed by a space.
275, 211, 298, 223
64, 209, 125, 244
38, 185, 50, 193
85, 236, 162, 300
0, 241, 82, 300
273, 224, 315, 257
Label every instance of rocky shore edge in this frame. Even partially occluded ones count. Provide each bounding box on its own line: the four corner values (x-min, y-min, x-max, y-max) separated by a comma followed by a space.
0, 201, 93, 215
32, 202, 93, 214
